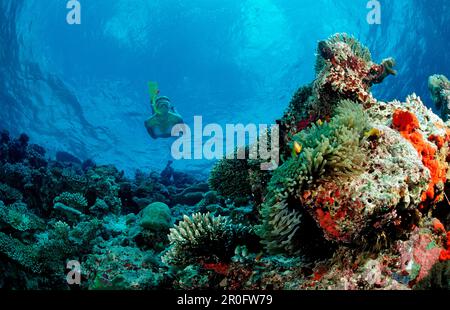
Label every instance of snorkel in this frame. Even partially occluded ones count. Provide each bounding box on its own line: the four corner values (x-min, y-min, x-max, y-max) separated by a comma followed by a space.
149, 81, 171, 115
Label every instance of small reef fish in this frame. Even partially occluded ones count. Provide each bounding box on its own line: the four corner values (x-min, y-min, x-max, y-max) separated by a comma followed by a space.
291, 141, 303, 158
364, 127, 382, 139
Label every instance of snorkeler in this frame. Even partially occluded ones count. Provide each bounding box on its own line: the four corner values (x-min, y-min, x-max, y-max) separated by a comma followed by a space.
145, 82, 184, 139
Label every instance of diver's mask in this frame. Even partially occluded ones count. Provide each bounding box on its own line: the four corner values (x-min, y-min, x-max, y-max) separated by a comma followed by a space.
154, 96, 171, 114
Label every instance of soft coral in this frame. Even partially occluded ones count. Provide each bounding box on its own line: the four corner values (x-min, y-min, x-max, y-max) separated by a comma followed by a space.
392, 109, 447, 203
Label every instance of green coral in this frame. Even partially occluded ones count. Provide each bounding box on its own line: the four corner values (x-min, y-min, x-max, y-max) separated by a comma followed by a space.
54, 192, 88, 212
61, 168, 88, 192
198, 191, 219, 208
85, 245, 163, 290
34, 219, 101, 273
0, 221, 73, 274
139, 202, 172, 231
258, 100, 369, 254
0, 231, 41, 272
0, 202, 44, 231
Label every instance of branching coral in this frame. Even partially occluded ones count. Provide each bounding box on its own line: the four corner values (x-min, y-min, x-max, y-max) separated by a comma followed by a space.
162, 212, 249, 267
54, 192, 88, 212
0, 231, 41, 273
61, 168, 87, 192
0, 202, 44, 231
0, 220, 92, 274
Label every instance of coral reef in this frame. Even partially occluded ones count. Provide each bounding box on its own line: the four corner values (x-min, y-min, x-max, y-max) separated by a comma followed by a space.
0, 133, 218, 289
182, 33, 450, 290
1, 33, 450, 291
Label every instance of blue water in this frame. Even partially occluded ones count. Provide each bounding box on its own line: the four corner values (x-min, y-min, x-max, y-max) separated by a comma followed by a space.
0, 0, 449, 175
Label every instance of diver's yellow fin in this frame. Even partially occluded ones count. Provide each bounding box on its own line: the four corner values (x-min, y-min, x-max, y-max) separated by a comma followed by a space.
148, 81, 160, 105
